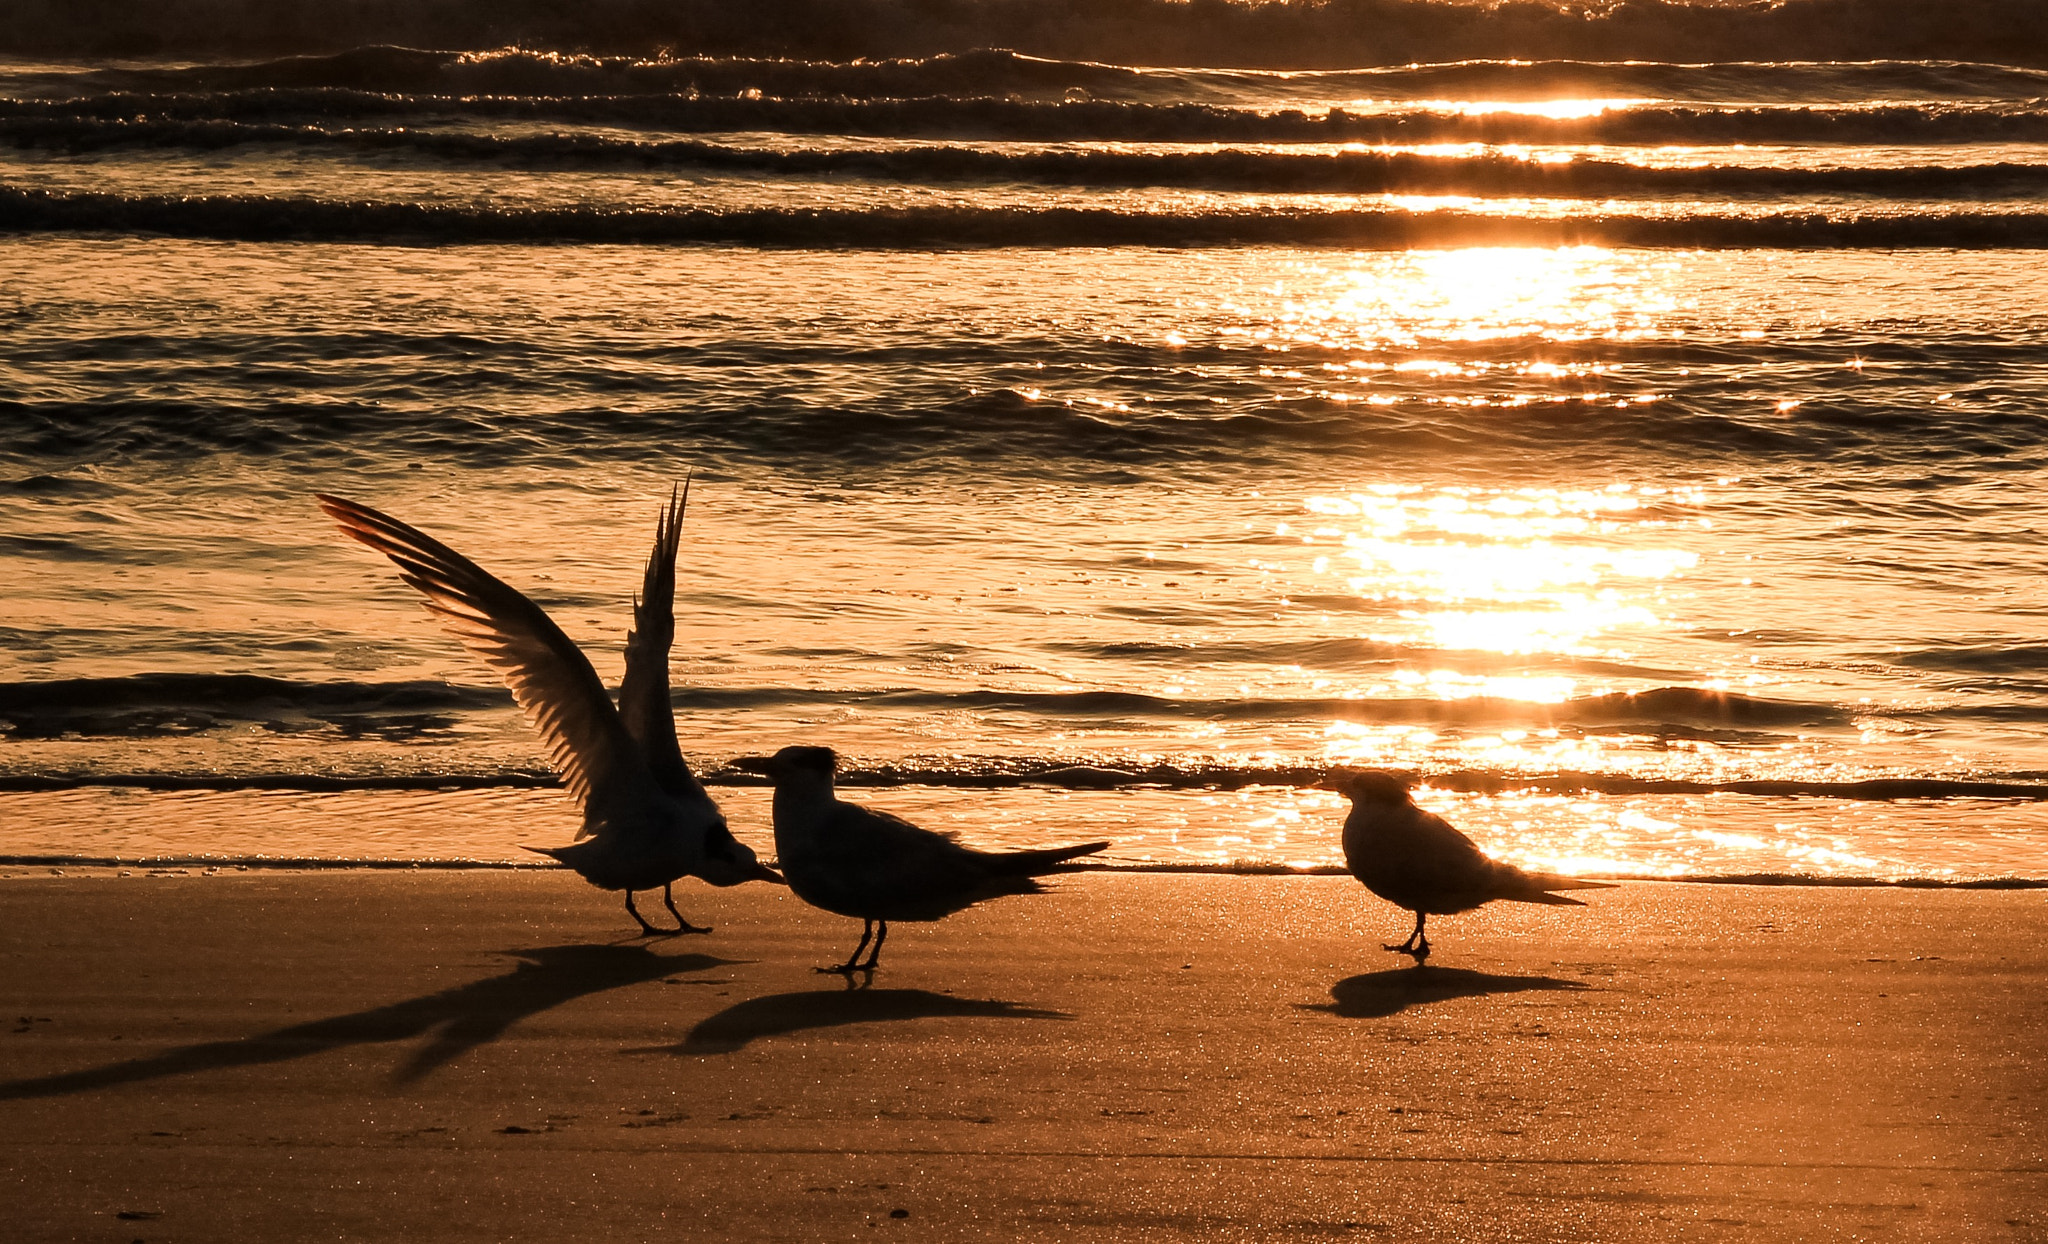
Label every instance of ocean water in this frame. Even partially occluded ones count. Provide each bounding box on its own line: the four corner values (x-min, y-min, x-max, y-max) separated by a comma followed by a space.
3, 33, 2047, 883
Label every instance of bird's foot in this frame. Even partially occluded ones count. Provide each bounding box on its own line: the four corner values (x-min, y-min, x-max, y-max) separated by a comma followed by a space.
815, 962, 874, 976
635, 921, 683, 939
660, 889, 712, 935
1382, 940, 1430, 964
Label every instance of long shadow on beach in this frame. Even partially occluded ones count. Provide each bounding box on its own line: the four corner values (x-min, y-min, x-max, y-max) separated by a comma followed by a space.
1305, 966, 1591, 1019
0, 944, 736, 1099
658, 983, 1071, 1056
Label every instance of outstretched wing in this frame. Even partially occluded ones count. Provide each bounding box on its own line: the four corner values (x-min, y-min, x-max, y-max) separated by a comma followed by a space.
316, 494, 659, 834
617, 478, 708, 803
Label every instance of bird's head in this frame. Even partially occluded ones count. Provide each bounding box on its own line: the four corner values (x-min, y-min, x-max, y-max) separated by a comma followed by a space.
732, 745, 839, 787
1318, 769, 1416, 806
698, 822, 787, 886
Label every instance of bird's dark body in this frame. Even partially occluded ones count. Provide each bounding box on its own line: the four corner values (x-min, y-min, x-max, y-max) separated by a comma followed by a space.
785, 802, 1090, 922
1344, 804, 1585, 916
1328, 769, 1609, 961
527, 829, 700, 895
742, 744, 1108, 970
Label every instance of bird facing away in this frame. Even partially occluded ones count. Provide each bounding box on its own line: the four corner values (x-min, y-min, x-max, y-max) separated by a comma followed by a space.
733, 745, 1109, 973
1324, 770, 1612, 963
317, 486, 780, 937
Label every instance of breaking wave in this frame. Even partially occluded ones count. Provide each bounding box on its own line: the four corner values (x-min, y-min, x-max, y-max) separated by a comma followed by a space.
11, 117, 2048, 199
14, 670, 2048, 754
13, 89, 2048, 147
7, 187, 2048, 249
9, 762, 2048, 803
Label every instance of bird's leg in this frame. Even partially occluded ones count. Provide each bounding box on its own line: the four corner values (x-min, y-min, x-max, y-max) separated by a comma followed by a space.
625, 889, 678, 938
856, 920, 887, 971
662, 883, 712, 935
1383, 910, 1431, 963
818, 919, 874, 974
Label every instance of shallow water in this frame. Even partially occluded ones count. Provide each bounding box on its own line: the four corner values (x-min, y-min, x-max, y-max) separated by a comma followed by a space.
4, 46, 2047, 882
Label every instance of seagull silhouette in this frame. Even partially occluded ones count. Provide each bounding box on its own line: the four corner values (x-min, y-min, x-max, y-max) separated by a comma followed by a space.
1324, 770, 1612, 963
733, 745, 1108, 973
317, 484, 780, 937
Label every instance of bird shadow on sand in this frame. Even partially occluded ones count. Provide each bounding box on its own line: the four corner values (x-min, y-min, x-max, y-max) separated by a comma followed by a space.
1303, 965, 1592, 1019
0, 944, 738, 1100
646, 977, 1072, 1056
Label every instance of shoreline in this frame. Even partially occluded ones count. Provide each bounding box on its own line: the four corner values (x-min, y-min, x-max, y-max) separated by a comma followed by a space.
11, 771, 2048, 801
6, 856, 2048, 888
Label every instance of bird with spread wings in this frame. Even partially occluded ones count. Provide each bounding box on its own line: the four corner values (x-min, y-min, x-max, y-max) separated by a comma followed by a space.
318, 483, 781, 936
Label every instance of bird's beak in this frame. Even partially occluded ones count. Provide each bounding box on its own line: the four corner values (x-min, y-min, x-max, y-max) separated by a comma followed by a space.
751, 862, 788, 885
1311, 773, 1345, 792
730, 756, 777, 777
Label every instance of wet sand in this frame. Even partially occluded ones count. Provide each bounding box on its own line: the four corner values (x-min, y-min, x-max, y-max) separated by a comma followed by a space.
0, 870, 2041, 1241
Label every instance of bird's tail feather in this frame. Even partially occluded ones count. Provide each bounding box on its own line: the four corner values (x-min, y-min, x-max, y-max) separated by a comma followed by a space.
1509, 891, 1588, 906
985, 840, 1110, 876
522, 844, 571, 863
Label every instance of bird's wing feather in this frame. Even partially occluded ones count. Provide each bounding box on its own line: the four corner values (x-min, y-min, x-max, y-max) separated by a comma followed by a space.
618, 479, 708, 802
1400, 807, 1500, 888
1403, 809, 1609, 902
316, 494, 659, 834
808, 802, 994, 915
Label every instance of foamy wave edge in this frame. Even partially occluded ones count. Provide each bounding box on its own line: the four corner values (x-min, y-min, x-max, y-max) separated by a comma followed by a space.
7, 187, 2048, 248
8, 770, 2048, 801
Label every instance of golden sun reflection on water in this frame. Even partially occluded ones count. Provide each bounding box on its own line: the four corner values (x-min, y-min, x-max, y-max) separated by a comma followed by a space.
7, 785, 2020, 883
1373, 98, 1651, 121
1303, 485, 1701, 675
1319, 721, 1651, 774
1126, 786, 1963, 880
1242, 246, 1682, 347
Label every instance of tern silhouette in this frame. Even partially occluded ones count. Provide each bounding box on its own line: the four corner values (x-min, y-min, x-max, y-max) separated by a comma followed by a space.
1324, 770, 1612, 963
318, 484, 781, 936
734, 745, 1107, 972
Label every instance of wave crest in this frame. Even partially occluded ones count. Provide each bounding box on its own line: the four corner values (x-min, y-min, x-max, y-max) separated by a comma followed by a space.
8, 187, 2048, 250
9, 4, 2048, 72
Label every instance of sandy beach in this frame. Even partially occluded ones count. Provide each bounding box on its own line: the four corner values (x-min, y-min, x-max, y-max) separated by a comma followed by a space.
0, 869, 2040, 1241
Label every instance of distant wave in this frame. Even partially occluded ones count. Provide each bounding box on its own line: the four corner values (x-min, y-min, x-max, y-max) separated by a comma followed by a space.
14, 88, 2048, 147
0, 670, 1935, 758
1890, 643, 2048, 675
8, 0, 2048, 70
0, 674, 500, 740
59, 47, 2048, 104
8, 187, 2048, 250
12, 118, 2048, 199
0, 673, 498, 715
11, 364, 2048, 472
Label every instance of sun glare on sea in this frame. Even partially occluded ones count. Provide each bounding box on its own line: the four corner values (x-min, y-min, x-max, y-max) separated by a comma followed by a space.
1306, 484, 1700, 663
1249, 246, 1681, 348
1334, 96, 1649, 121
1430, 97, 1649, 120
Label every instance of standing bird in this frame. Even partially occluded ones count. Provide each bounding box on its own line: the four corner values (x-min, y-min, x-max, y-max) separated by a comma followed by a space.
733, 745, 1108, 973
317, 485, 780, 938
1324, 770, 1611, 963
